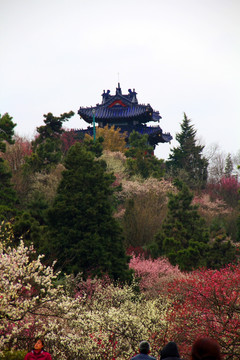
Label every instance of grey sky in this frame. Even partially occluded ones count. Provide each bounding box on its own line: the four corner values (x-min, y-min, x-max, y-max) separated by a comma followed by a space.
1, 0, 239, 160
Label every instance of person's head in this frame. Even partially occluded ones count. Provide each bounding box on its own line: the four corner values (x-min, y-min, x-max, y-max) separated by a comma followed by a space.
139, 341, 150, 354
34, 338, 44, 352
191, 338, 221, 360
161, 341, 180, 360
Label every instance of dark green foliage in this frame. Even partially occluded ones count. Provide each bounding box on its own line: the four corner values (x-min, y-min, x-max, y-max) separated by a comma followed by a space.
0, 159, 17, 208
125, 131, 165, 179
0, 113, 18, 219
154, 179, 209, 270
34, 111, 74, 147
24, 111, 74, 173
0, 113, 16, 152
13, 193, 49, 248
43, 142, 132, 282
153, 179, 238, 270
166, 113, 208, 189
13, 211, 42, 246
207, 236, 237, 269
83, 135, 104, 158
224, 153, 233, 177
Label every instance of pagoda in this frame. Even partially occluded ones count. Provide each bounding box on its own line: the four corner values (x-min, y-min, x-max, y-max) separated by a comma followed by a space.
77, 84, 172, 147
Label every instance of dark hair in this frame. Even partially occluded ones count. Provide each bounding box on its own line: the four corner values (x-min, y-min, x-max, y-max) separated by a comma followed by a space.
35, 337, 44, 346
139, 341, 150, 354
161, 341, 180, 360
191, 338, 221, 360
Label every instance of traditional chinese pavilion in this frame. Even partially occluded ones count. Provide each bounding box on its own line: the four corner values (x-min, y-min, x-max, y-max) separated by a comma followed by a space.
77, 84, 172, 147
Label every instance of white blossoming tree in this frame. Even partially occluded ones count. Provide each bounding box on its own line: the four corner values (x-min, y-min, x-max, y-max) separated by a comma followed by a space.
0, 224, 83, 355
0, 224, 171, 360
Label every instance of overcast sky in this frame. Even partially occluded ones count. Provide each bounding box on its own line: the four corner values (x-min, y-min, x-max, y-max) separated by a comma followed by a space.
1, 0, 240, 160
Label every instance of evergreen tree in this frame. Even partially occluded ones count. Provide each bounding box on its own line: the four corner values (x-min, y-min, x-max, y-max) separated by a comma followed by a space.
166, 113, 208, 189
43, 142, 132, 281
125, 131, 165, 179
0, 113, 18, 219
207, 235, 237, 269
24, 111, 74, 173
153, 179, 209, 270
224, 153, 233, 177
0, 159, 18, 219
0, 113, 16, 152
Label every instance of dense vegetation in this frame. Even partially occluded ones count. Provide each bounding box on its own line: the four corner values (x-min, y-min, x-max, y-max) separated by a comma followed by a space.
0, 111, 240, 359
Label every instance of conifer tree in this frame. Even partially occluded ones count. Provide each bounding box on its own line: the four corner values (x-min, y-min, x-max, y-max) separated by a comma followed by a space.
24, 111, 74, 173
154, 179, 209, 270
0, 113, 18, 219
125, 131, 165, 179
224, 153, 233, 177
166, 113, 208, 189
43, 142, 132, 281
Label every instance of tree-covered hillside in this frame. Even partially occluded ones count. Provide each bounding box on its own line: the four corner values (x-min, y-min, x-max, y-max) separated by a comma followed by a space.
1, 110, 240, 359
1, 111, 240, 275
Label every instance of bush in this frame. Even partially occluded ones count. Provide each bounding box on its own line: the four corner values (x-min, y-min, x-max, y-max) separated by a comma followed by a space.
0, 350, 27, 360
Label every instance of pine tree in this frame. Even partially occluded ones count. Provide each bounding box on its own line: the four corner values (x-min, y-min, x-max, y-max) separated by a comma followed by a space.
224, 153, 233, 177
166, 113, 208, 189
0, 113, 18, 219
24, 111, 74, 173
125, 131, 165, 179
0, 113, 16, 152
43, 142, 132, 281
154, 179, 209, 270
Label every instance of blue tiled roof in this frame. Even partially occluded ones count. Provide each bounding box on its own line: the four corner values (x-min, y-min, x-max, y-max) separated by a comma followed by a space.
78, 85, 161, 123
78, 104, 160, 121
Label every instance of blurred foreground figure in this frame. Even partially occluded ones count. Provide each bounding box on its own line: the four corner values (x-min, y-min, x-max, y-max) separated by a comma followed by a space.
131, 341, 156, 360
160, 341, 182, 360
191, 337, 221, 360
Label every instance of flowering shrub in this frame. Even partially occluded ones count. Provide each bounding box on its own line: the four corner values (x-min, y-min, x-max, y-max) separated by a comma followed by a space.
165, 265, 240, 360
207, 175, 240, 207
2, 224, 240, 359
101, 150, 127, 180
71, 276, 171, 359
0, 136, 32, 200
2, 136, 32, 172
26, 163, 65, 204
117, 177, 176, 203
0, 224, 82, 356
193, 193, 231, 221
129, 253, 182, 297
0, 225, 170, 359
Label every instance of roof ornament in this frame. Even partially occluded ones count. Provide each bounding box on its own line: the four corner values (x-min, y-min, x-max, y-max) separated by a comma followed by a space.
101, 89, 110, 104
128, 88, 138, 104
116, 82, 122, 95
